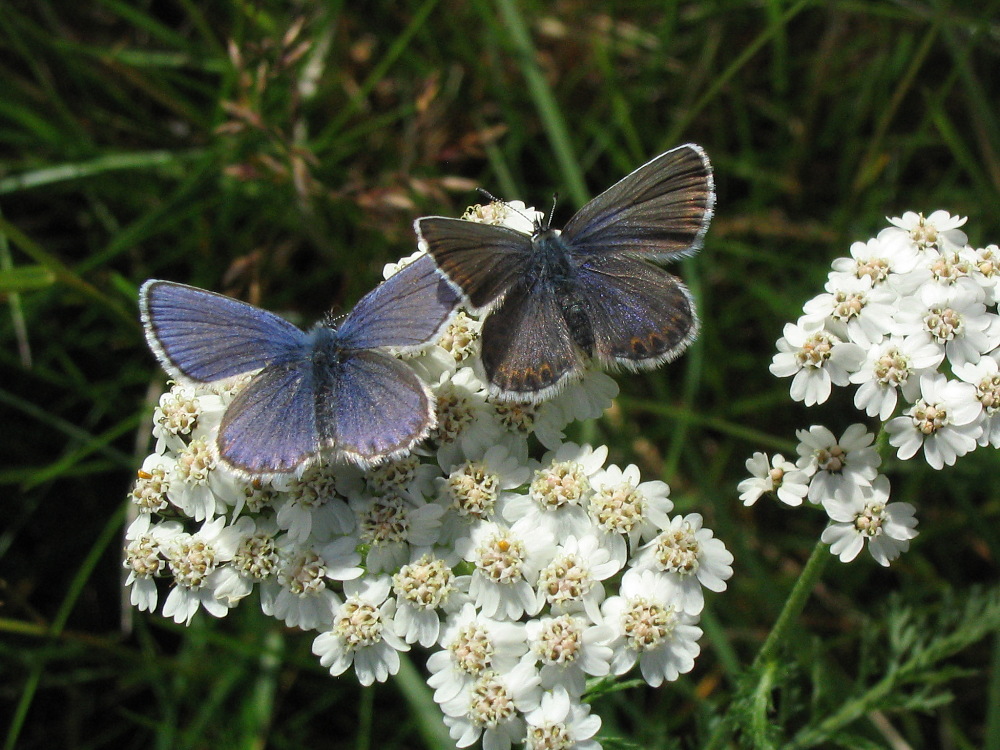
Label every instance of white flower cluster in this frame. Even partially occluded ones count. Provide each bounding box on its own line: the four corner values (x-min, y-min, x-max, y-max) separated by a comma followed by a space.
742, 211, 1000, 566
125, 202, 733, 750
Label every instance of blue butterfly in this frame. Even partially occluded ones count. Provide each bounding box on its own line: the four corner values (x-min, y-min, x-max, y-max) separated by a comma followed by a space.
139, 254, 460, 474
415, 143, 715, 401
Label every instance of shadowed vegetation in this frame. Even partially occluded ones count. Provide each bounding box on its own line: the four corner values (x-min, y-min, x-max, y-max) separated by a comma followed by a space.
2, 1, 999, 748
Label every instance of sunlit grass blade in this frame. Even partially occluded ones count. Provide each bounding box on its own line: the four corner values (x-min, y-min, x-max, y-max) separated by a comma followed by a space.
0, 150, 204, 195
0, 265, 56, 292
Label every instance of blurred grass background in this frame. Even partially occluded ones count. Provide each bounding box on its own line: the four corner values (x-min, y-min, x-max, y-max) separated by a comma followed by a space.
2, 1, 999, 748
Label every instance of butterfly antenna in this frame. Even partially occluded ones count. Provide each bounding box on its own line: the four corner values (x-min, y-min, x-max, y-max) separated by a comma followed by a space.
545, 193, 559, 230
474, 187, 535, 227
476, 187, 502, 204
322, 309, 348, 329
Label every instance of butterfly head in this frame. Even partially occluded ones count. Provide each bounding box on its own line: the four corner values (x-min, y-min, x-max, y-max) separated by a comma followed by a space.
530, 192, 560, 236
306, 321, 340, 351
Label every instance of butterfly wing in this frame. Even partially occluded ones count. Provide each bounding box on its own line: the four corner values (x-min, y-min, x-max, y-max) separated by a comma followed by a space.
337, 253, 460, 351
140, 280, 307, 383
560, 143, 714, 261
315, 349, 433, 465
574, 254, 698, 369
414, 217, 533, 310
480, 279, 584, 401
217, 357, 319, 474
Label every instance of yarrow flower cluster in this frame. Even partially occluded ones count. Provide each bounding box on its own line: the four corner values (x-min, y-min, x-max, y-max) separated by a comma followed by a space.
126, 201, 733, 750
745, 211, 1000, 566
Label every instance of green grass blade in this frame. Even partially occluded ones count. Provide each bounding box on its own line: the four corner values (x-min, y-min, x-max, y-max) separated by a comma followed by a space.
0, 150, 204, 195
0, 265, 56, 292
0, 216, 138, 328
494, 0, 588, 205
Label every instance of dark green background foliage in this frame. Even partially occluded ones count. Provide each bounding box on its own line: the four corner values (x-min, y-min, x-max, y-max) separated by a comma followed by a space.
2, 1, 999, 748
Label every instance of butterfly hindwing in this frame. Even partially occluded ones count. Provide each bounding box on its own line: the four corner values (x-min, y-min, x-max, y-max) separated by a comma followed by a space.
561, 144, 714, 260
318, 349, 433, 464
140, 280, 307, 383
573, 254, 698, 368
480, 279, 583, 400
217, 359, 319, 474
415, 217, 533, 309
337, 254, 460, 351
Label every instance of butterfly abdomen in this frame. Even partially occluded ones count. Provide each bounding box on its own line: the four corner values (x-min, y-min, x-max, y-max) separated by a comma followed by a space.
558, 292, 594, 354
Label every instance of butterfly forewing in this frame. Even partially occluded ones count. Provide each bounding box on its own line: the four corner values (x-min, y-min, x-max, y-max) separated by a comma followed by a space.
319, 350, 433, 463
140, 280, 307, 383
415, 217, 533, 309
574, 255, 698, 368
218, 360, 319, 474
560, 144, 714, 260
481, 279, 583, 400
337, 254, 460, 351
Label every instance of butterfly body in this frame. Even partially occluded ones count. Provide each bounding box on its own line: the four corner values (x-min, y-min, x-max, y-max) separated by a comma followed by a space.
523, 227, 596, 354
141, 254, 459, 475
417, 143, 715, 401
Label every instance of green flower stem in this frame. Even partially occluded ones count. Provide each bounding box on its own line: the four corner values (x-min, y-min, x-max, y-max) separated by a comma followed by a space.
705, 537, 830, 750
750, 538, 830, 672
